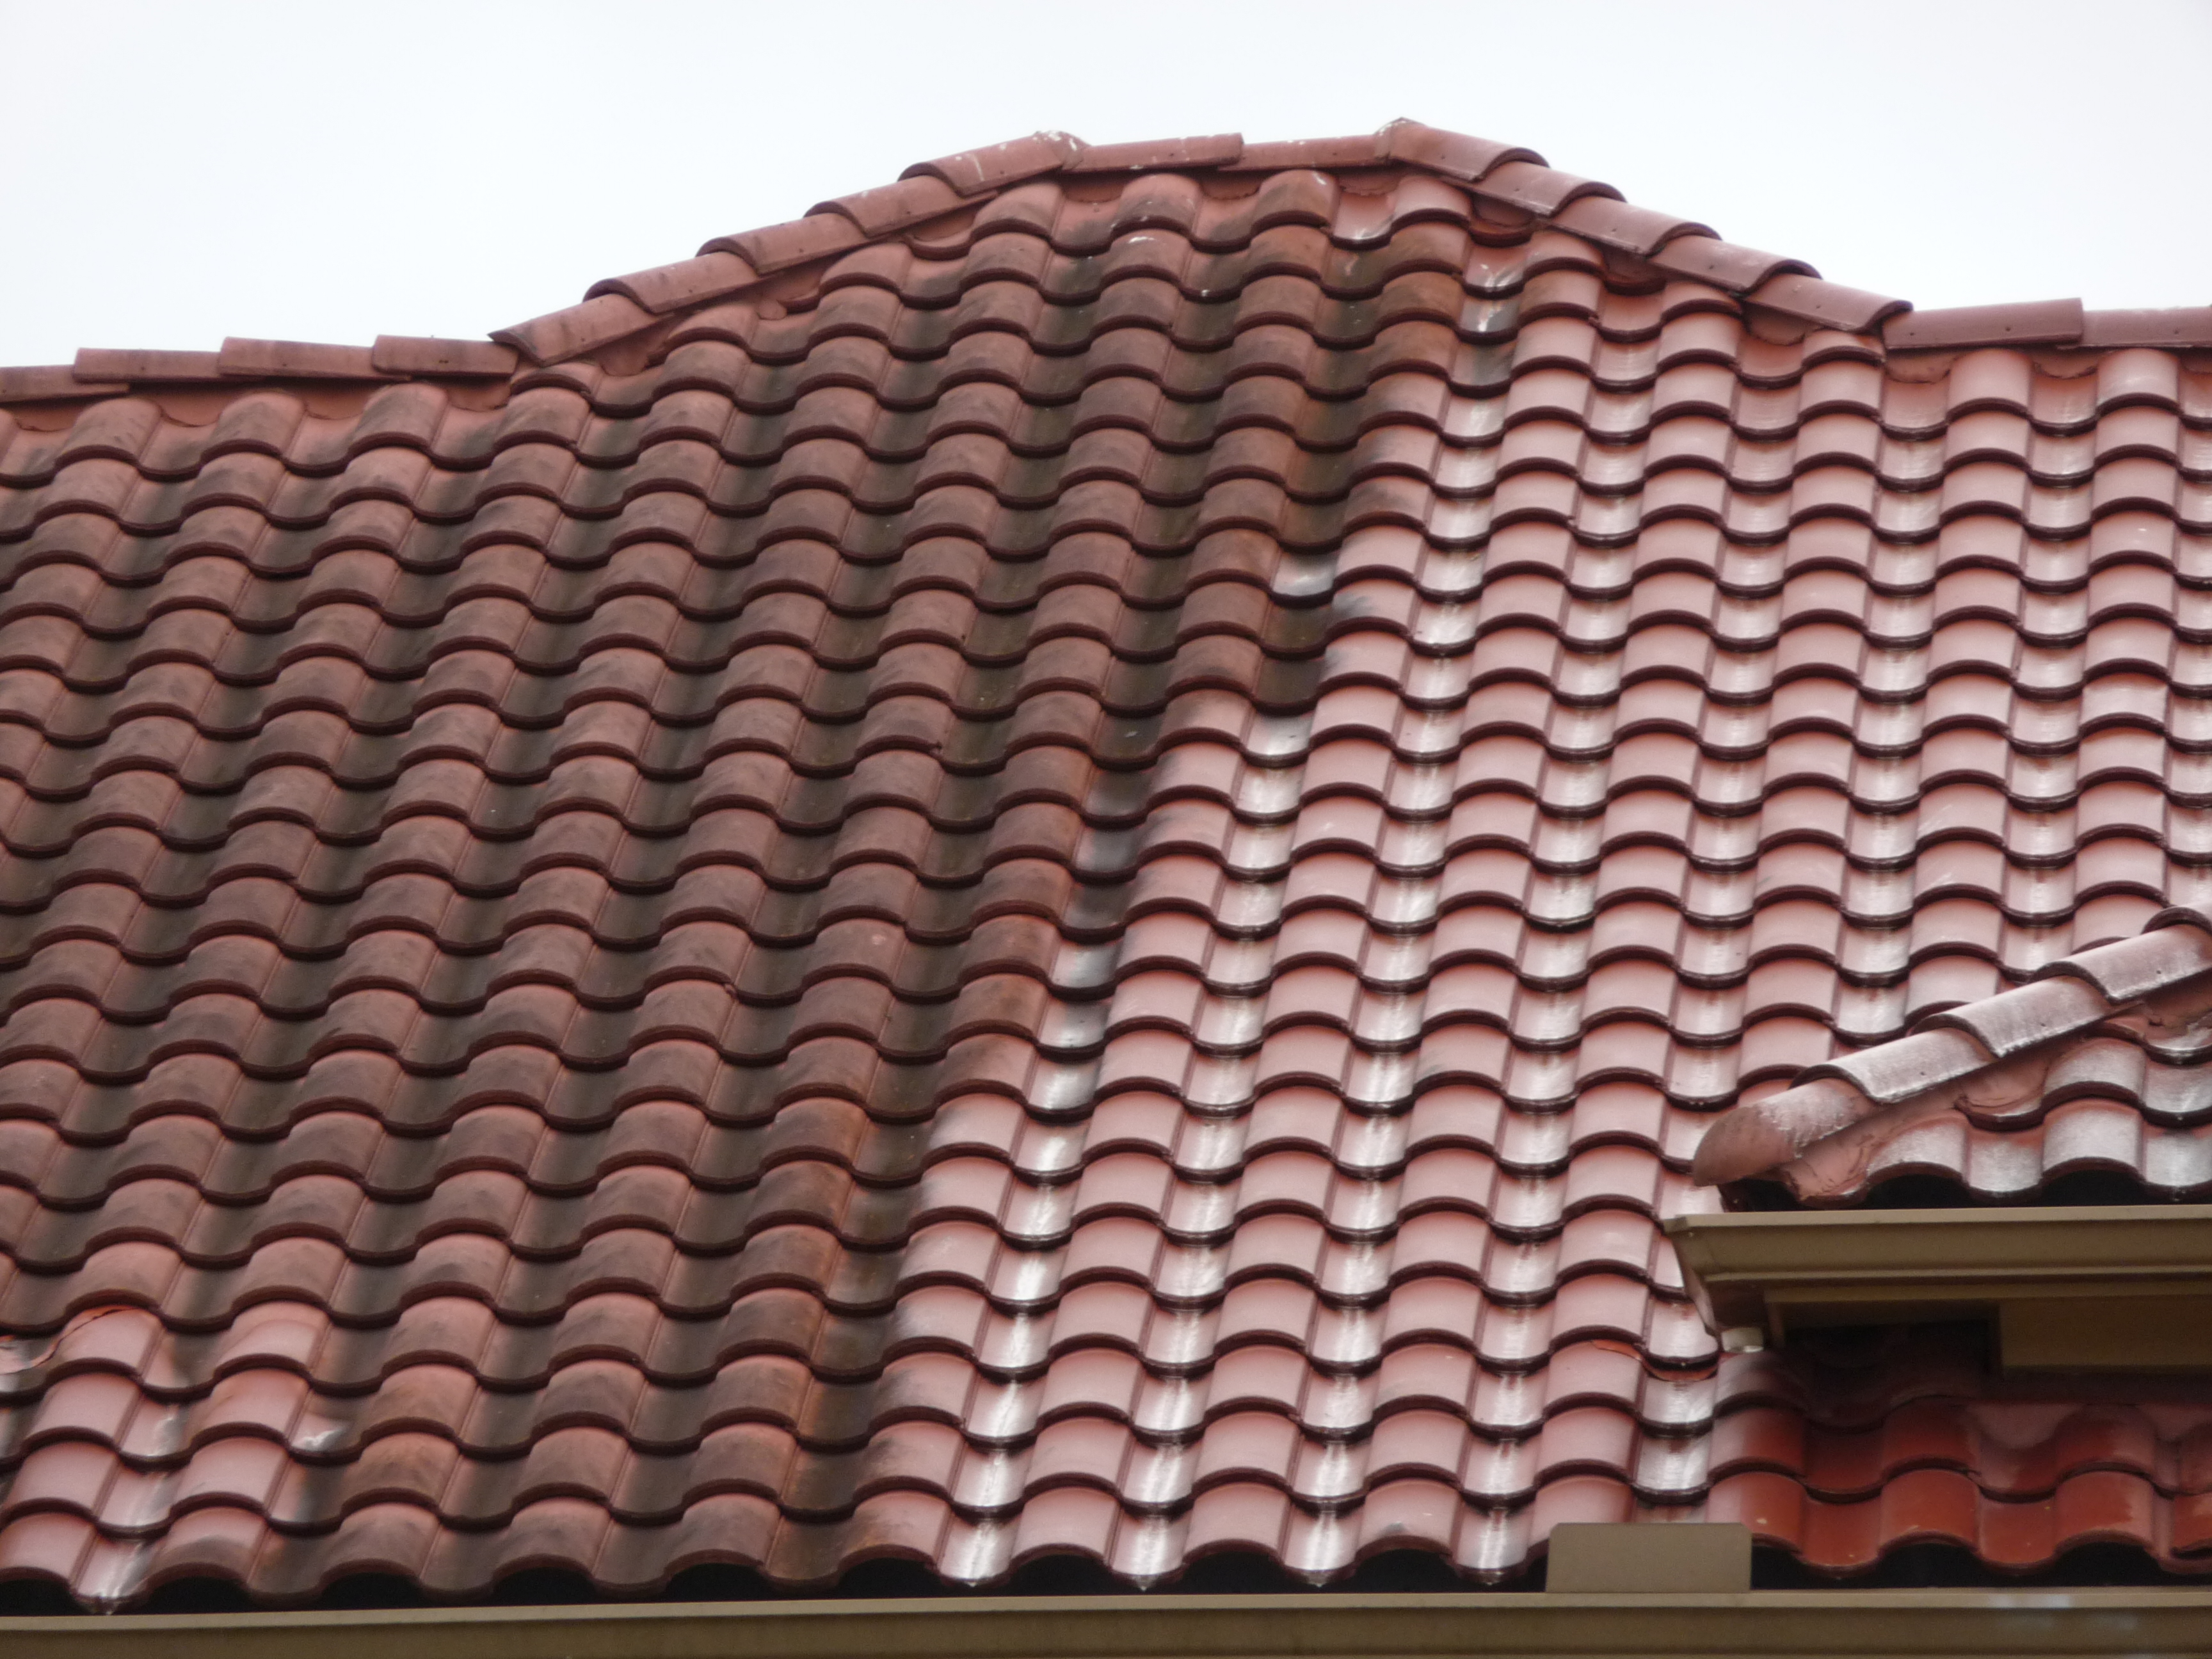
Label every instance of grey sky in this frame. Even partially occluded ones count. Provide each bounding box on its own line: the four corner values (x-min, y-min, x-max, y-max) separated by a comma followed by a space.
2, 0, 2208, 367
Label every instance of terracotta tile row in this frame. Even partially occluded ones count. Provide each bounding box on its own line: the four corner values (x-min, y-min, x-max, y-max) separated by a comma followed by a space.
32, 1146, 1690, 1249
13, 627, 2212, 758
0, 881, 2177, 1011
4, 514, 2209, 652
3, 932, 2204, 1079
9, 540, 2212, 679
0, 1308, 2153, 1458
0, 1140, 1708, 1265
0, 1462, 2208, 1601
0, 1096, 1709, 1204
5, 689, 2212, 801
19, 316, 2212, 470
15, 351, 2212, 511
28, 364, 2212, 515
0, 1242, 1715, 1368
3, 1301, 1729, 1417
6, 711, 2212, 843
18, 1324, 2207, 1484
0, 968, 2152, 1145
0, 1346, 1721, 1466
4, 1462, 2206, 1605
9, 403, 2212, 556
0, 970, 2152, 1124
12, 1387, 2212, 1544
0, 783, 2191, 911
19, 437, 2209, 552
0, 1027, 1807, 1145
6, 532, 2199, 656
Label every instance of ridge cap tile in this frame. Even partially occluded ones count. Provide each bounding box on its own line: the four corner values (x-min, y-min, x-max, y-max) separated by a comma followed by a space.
1221, 134, 1390, 172
2037, 920, 2212, 1004
72, 347, 226, 382
0, 365, 130, 402
490, 293, 657, 365
1744, 271, 1908, 332
814, 174, 970, 237
899, 131, 1084, 195
1884, 296, 2087, 350
215, 339, 389, 380
1473, 159, 1623, 216
1549, 196, 1715, 257
1072, 134, 1244, 172
1803, 1027, 1994, 1107
701, 212, 868, 275
584, 250, 758, 314
1920, 974, 2113, 1059
1379, 118, 1539, 181
1646, 234, 1815, 292
2078, 305, 2212, 349
369, 335, 519, 377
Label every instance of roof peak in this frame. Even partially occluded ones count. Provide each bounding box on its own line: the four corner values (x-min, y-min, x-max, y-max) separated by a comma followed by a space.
7, 117, 2211, 409
533, 118, 1897, 367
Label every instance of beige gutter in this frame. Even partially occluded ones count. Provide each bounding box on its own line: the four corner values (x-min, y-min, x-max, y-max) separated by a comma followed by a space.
10, 1591, 2212, 1659
1665, 1205, 2212, 1367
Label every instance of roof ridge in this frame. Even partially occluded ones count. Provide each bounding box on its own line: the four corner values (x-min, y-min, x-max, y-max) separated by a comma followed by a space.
518, 117, 1909, 365
10, 116, 2212, 410
1691, 906, 2212, 1196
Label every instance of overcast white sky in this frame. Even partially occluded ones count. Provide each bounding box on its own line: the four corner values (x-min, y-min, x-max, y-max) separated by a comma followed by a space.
3, 0, 2208, 367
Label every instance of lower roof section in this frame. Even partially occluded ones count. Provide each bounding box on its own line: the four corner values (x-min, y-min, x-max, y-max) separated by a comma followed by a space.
11, 1590, 2212, 1659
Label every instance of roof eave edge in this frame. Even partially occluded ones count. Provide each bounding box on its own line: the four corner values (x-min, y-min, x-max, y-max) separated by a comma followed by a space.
15, 1589, 2212, 1658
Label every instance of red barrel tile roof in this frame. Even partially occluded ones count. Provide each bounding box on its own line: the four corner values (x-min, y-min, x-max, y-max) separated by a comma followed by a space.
1696, 906, 2212, 1201
3, 121, 2212, 1605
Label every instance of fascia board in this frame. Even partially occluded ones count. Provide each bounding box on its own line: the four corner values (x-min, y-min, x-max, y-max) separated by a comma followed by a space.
15, 1591, 2212, 1659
